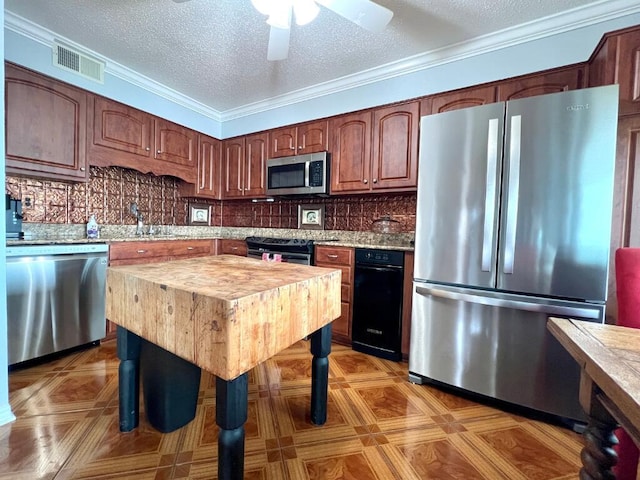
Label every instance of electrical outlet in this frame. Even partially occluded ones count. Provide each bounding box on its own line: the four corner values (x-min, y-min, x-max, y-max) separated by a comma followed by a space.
24, 197, 32, 207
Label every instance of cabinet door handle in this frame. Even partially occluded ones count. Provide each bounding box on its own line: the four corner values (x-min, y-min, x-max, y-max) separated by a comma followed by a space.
137, 249, 147, 254
146, 147, 151, 151
187, 247, 194, 250
327, 254, 338, 259
363, 179, 368, 184
373, 178, 377, 183
80, 167, 86, 172
290, 146, 296, 150
231, 246, 238, 250
157, 150, 161, 154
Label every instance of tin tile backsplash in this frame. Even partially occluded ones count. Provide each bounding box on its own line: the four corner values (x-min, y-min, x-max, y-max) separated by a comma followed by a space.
6, 167, 416, 233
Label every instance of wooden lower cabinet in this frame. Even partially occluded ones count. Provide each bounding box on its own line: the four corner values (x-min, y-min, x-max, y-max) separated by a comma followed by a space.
218, 238, 248, 256
314, 245, 354, 344
105, 239, 215, 337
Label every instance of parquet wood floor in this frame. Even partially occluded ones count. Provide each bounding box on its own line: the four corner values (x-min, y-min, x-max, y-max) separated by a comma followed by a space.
2, 339, 584, 479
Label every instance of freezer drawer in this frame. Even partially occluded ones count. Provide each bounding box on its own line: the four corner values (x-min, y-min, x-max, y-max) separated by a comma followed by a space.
408, 283, 604, 422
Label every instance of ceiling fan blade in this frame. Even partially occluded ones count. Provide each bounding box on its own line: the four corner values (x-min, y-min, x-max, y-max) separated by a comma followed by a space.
316, 0, 393, 33
267, 25, 290, 61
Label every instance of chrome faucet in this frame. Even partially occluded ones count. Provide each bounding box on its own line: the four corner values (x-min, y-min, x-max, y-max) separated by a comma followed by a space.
130, 202, 145, 236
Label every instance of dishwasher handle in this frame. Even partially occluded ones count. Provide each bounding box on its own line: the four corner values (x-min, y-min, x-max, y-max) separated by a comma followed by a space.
356, 264, 403, 272
415, 285, 601, 320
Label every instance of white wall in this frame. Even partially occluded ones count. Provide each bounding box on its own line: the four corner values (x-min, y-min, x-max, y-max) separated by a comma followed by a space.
1, 0, 16, 427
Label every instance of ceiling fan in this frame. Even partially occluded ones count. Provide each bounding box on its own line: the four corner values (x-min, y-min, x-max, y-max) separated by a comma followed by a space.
173, 0, 393, 61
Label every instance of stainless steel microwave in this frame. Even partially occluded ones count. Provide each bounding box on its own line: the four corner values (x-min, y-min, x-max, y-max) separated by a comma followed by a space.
266, 152, 330, 196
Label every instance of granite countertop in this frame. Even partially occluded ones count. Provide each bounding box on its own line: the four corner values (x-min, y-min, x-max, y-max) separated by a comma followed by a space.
7, 224, 415, 252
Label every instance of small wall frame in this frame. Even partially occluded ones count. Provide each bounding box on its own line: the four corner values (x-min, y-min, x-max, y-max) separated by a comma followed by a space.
298, 204, 324, 230
189, 203, 211, 226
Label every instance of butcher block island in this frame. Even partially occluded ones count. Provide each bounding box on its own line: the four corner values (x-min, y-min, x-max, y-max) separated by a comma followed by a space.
105, 254, 342, 480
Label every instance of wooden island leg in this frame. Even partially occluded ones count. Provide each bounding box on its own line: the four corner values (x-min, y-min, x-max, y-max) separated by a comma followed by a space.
216, 373, 248, 480
116, 326, 141, 432
310, 323, 332, 425
579, 372, 618, 479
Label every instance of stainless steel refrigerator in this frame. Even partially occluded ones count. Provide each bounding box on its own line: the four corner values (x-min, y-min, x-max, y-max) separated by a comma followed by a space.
409, 85, 619, 426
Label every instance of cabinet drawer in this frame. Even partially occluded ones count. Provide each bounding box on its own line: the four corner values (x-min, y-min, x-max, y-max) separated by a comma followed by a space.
315, 246, 354, 265
163, 240, 213, 257
109, 239, 213, 262
219, 239, 248, 256
316, 262, 352, 285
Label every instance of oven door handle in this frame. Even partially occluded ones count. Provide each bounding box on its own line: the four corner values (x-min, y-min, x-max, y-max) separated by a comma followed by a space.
248, 251, 311, 264
280, 253, 311, 262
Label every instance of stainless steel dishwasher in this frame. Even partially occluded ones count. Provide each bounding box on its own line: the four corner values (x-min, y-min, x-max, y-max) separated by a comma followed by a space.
6, 243, 109, 365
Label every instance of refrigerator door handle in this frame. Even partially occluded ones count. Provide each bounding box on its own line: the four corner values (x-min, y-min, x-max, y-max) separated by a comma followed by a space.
415, 285, 601, 320
503, 115, 521, 274
481, 118, 500, 272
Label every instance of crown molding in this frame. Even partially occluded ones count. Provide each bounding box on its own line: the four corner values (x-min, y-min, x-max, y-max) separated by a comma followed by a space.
6, 0, 640, 125
4, 11, 223, 122
221, 0, 640, 121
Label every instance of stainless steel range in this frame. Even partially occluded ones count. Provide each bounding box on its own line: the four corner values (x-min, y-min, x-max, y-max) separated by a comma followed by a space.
245, 236, 314, 265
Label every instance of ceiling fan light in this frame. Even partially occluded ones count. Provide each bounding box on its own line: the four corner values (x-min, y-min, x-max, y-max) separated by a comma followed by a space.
266, 3, 292, 29
250, 0, 271, 16
293, 0, 320, 26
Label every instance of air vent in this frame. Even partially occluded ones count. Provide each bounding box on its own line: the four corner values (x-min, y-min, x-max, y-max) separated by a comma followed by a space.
52, 43, 104, 83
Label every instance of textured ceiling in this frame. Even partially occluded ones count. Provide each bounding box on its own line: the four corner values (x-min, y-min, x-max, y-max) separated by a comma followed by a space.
3, 0, 636, 115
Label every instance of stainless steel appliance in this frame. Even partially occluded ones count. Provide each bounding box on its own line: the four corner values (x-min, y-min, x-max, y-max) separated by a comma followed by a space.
352, 248, 404, 361
5, 194, 23, 239
266, 152, 329, 196
6, 243, 109, 365
409, 85, 619, 426
246, 236, 314, 265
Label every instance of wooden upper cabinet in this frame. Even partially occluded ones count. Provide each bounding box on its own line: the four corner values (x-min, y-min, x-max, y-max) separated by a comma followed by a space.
154, 118, 197, 168
269, 120, 328, 158
588, 27, 640, 116
330, 110, 372, 193
222, 137, 245, 198
297, 121, 329, 155
497, 66, 584, 101
222, 133, 267, 199
5, 63, 88, 182
270, 126, 297, 157
330, 102, 419, 194
371, 102, 419, 190
245, 133, 268, 197
91, 96, 153, 157
587, 34, 617, 89
421, 86, 497, 115
182, 134, 221, 199
87, 94, 197, 183
615, 30, 640, 116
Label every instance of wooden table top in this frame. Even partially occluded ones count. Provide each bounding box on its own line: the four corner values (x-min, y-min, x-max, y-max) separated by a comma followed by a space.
548, 317, 640, 442
106, 255, 342, 380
